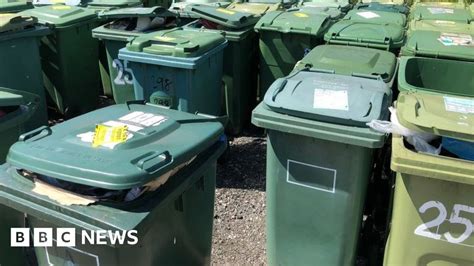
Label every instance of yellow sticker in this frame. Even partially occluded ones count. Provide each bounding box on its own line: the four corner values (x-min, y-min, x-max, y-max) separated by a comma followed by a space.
154, 36, 176, 42
216, 8, 236, 15
52, 5, 72, 10
294, 12, 309, 18
92, 124, 128, 148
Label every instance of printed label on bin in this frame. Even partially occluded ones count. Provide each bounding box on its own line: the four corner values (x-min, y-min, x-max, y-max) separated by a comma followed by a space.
294, 12, 309, 18
313, 89, 349, 111
434, 20, 456, 25
427, 7, 454, 14
216, 8, 236, 15
356, 11, 380, 19
438, 33, 473, 46
444, 96, 474, 114
92, 124, 128, 148
119, 111, 168, 127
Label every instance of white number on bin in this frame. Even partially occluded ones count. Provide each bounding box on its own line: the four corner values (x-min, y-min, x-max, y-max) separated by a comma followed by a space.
414, 201, 474, 245
113, 59, 133, 85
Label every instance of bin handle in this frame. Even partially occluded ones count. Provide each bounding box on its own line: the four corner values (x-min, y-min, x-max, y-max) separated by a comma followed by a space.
136, 151, 173, 175
19, 126, 52, 142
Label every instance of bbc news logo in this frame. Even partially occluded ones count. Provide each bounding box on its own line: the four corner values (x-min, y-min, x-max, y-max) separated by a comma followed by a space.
11, 228, 138, 247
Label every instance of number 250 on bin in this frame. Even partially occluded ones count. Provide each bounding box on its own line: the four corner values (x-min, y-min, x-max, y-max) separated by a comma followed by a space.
415, 201, 474, 245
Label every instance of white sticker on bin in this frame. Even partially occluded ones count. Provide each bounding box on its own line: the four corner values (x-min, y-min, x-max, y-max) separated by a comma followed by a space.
427, 7, 454, 14
356, 11, 380, 19
313, 89, 349, 111
119, 111, 168, 127
444, 96, 474, 114
438, 33, 473, 46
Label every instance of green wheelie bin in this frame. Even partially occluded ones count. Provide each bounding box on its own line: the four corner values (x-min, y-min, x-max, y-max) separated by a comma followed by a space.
0, 14, 50, 130
0, 88, 39, 266
409, 5, 472, 23
254, 8, 338, 100
384, 91, 474, 265
92, 7, 178, 104
19, 5, 101, 117
294, 44, 398, 87
183, 5, 260, 134
0, 102, 226, 265
324, 10, 406, 52
169, 0, 231, 24
0, 0, 33, 12
252, 68, 392, 265
118, 28, 227, 116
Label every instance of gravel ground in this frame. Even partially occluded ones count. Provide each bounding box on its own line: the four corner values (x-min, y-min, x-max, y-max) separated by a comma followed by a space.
212, 129, 267, 265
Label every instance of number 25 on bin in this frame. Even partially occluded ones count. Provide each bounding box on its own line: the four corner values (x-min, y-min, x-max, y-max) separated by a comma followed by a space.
414, 201, 474, 245
113, 59, 133, 85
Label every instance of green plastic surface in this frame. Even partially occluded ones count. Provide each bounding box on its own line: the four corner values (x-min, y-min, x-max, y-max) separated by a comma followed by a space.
0, 139, 225, 265
401, 30, 474, 61
0, 0, 33, 12
8, 103, 224, 190
225, 2, 284, 15
254, 9, 335, 98
86, 0, 142, 9
408, 19, 473, 34
409, 5, 472, 23
344, 9, 407, 26
262, 71, 391, 127
385, 134, 474, 265
252, 89, 387, 264
324, 20, 406, 50
396, 91, 474, 141
0, 22, 50, 129
19, 5, 97, 28
298, 0, 352, 11
98, 6, 176, 19
0, 88, 39, 163
169, 1, 231, 20
183, 19, 258, 135
187, 5, 260, 29
354, 2, 409, 14
126, 27, 226, 57
294, 45, 397, 84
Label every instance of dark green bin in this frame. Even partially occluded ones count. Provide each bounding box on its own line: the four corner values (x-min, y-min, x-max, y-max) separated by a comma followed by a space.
0, 0, 33, 12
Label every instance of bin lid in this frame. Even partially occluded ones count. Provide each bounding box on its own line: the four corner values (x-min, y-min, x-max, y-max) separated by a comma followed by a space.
299, 0, 351, 10
0, 90, 24, 107
262, 71, 391, 127
402, 30, 474, 61
396, 91, 474, 142
410, 6, 472, 24
19, 5, 97, 28
86, 0, 141, 7
32, 0, 84, 6
295, 45, 397, 83
324, 20, 406, 49
354, 2, 409, 14
254, 9, 333, 36
225, 2, 282, 15
97, 6, 177, 19
7, 103, 224, 190
125, 28, 226, 57
0, 14, 37, 33
344, 9, 406, 26
409, 19, 473, 34
186, 5, 260, 29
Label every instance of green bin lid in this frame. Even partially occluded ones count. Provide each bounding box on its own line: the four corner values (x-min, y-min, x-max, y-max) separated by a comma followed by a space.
97, 6, 177, 19
354, 2, 409, 14
0, 14, 37, 33
19, 5, 97, 28
254, 9, 334, 36
402, 30, 474, 61
396, 91, 474, 142
324, 20, 406, 50
86, 0, 141, 8
0, 90, 24, 107
7, 103, 224, 190
408, 19, 473, 34
32, 0, 84, 6
186, 5, 260, 29
126, 27, 226, 57
294, 45, 397, 83
344, 9, 406, 26
225, 2, 283, 15
262, 71, 391, 127
299, 0, 351, 10
0, 0, 33, 12
410, 6, 472, 24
